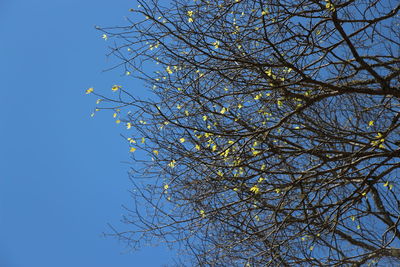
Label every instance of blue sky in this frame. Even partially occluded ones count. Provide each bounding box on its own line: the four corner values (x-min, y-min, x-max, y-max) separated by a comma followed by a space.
0, 1, 174, 266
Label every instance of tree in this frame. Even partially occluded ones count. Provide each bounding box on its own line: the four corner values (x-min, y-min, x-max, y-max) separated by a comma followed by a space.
92, 0, 400, 265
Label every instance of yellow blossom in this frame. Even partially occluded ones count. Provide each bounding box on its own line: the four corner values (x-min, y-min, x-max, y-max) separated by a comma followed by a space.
166, 66, 173, 74
85, 87, 94, 94
180, 138, 185, 143
250, 185, 260, 194
111, 85, 122, 91
371, 132, 385, 148
261, 9, 268, 16
212, 41, 220, 49
168, 160, 176, 168
325, 0, 336, 11
200, 210, 205, 218
130, 147, 136, 152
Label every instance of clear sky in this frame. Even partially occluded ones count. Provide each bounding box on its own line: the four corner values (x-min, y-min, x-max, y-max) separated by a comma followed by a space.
0, 1, 174, 266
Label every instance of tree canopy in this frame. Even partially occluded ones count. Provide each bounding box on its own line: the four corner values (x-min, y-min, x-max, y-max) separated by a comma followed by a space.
92, 0, 400, 265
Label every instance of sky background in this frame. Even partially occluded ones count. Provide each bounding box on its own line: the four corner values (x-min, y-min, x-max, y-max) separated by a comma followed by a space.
0, 1, 175, 266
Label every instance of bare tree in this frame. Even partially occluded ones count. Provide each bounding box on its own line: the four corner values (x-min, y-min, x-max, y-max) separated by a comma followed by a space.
92, 0, 400, 265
